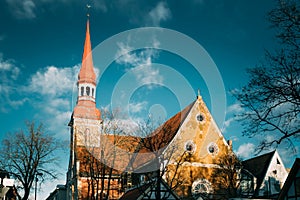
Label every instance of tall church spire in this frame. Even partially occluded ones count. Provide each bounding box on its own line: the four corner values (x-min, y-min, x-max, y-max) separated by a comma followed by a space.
73, 18, 101, 120
78, 19, 96, 85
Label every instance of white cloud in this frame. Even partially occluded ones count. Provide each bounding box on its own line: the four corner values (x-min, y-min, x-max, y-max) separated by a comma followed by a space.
6, 0, 36, 19
131, 64, 163, 86
0, 56, 26, 112
27, 65, 80, 137
93, 1, 171, 26
5, 0, 79, 19
222, 102, 244, 132
128, 101, 148, 113
28, 65, 79, 96
148, 2, 171, 26
222, 117, 235, 132
0, 57, 20, 80
227, 102, 244, 113
115, 42, 163, 87
235, 143, 255, 159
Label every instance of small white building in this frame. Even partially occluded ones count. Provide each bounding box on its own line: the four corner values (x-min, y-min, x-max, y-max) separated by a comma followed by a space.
240, 150, 288, 199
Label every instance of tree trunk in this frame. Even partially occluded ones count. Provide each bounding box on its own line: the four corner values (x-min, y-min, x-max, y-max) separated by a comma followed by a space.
21, 188, 30, 200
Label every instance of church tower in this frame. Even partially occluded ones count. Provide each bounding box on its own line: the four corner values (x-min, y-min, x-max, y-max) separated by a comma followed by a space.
66, 18, 101, 200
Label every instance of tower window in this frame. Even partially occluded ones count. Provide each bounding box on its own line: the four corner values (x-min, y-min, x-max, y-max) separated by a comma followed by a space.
92, 88, 94, 97
81, 87, 84, 96
86, 87, 90, 96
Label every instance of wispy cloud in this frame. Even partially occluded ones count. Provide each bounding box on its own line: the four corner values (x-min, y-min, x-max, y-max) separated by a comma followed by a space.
27, 65, 78, 96
235, 143, 255, 159
6, 0, 36, 19
93, 1, 172, 27
128, 101, 148, 113
5, 0, 76, 19
115, 41, 163, 87
0, 55, 27, 112
27, 65, 79, 135
147, 2, 172, 26
227, 102, 244, 113
5, 0, 173, 26
222, 102, 244, 132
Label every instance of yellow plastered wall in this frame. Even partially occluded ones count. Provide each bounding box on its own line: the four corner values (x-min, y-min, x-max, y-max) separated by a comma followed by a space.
164, 97, 233, 198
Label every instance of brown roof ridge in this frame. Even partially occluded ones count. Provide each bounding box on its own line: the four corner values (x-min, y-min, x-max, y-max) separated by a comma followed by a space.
149, 99, 196, 138
124, 100, 196, 172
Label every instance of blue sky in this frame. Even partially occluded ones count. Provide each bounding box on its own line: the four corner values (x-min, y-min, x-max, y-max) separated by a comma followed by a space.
0, 0, 298, 198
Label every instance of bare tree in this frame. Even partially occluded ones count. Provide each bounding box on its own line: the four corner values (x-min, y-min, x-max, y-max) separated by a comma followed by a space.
0, 121, 62, 200
233, 0, 300, 152
210, 153, 242, 199
129, 117, 185, 200
78, 109, 136, 200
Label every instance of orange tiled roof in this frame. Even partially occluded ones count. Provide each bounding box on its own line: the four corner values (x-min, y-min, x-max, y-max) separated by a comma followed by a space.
77, 100, 195, 173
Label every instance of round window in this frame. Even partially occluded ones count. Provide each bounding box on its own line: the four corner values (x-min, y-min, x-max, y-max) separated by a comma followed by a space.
207, 142, 219, 156
184, 140, 196, 153
196, 114, 205, 122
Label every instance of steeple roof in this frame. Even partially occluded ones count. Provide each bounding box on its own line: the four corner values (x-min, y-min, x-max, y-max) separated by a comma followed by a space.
78, 19, 96, 84
72, 19, 101, 120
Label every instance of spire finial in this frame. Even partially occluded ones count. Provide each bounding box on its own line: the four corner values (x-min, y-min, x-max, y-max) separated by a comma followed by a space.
86, 4, 91, 18
197, 88, 202, 100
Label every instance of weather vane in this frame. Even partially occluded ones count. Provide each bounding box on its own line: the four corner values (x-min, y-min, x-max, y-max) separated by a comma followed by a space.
86, 4, 91, 18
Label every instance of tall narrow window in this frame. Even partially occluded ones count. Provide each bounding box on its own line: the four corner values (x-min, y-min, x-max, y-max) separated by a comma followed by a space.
92, 88, 94, 97
81, 87, 84, 96
86, 87, 90, 96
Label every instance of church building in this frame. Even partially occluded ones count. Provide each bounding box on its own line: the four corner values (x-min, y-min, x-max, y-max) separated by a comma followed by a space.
63, 18, 288, 200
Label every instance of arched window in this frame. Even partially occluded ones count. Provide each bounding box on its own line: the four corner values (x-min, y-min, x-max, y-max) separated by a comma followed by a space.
86, 87, 90, 96
192, 179, 213, 195
81, 87, 84, 96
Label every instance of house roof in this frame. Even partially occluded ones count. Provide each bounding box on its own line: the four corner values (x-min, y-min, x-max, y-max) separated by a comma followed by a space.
242, 150, 276, 191
119, 182, 152, 200
119, 179, 180, 200
76, 100, 196, 173
128, 100, 195, 172
277, 158, 300, 200
142, 100, 195, 152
